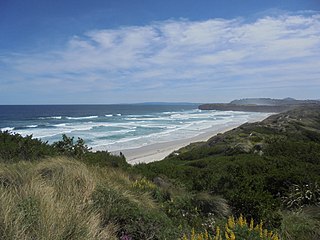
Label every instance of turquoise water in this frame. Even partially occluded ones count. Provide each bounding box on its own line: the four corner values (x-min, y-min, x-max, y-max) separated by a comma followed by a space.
0, 104, 269, 151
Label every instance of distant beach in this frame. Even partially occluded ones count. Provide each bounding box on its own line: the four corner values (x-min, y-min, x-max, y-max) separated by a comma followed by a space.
112, 113, 272, 164
0, 105, 272, 163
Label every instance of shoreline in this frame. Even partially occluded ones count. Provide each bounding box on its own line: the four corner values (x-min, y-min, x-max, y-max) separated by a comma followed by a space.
112, 113, 272, 165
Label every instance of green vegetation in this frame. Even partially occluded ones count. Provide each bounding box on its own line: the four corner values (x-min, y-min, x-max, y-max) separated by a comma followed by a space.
198, 98, 320, 112
133, 106, 320, 237
182, 215, 280, 240
1, 105, 320, 239
0, 131, 129, 168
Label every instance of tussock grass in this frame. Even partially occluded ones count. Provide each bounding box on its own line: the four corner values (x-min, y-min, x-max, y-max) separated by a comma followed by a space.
0, 157, 117, 240
280, 209, 320, 240
95, 168, 157, 210
0, 157, 167, 239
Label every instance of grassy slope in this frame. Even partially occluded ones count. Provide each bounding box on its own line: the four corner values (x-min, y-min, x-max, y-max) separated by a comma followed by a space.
0, 158, 116, 239
1, 105, 320, 239
133, 106, 320, 229
0, 157, 184, 239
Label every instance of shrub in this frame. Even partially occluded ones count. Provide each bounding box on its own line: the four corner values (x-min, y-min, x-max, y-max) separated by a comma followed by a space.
181, 215, 280, 240
52, 134, 90, 159
0, 131, 55, 162
92, 186, 178, 239
283, 182, 320, 209
83, 150, 129, 169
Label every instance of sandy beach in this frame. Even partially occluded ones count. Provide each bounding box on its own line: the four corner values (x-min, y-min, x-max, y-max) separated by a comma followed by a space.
112, 113, 272, 164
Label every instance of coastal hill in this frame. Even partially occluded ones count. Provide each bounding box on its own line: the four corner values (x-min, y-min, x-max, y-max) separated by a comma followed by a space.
1, 105, 320, 239
199, 97, 320, 112
135, 105, 320, 238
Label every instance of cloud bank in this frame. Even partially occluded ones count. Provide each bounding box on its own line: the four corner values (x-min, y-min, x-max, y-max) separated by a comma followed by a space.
1, 12, 320, 103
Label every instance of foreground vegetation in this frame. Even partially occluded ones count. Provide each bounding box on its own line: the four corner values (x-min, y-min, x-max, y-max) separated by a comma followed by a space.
1, 105, 320, 239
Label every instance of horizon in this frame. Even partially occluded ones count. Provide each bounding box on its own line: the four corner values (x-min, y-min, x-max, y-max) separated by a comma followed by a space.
0, 97, 319, 106
1, 1, 320, 104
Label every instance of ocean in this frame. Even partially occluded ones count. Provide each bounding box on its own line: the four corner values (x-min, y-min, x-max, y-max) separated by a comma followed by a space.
0, 104, 269, 152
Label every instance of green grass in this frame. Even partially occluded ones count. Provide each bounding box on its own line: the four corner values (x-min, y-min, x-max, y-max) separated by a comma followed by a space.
280, 209, 320, 240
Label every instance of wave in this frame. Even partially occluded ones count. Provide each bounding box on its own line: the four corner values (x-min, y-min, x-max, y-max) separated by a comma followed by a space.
124, 117, 165, 121
162, 111, 176, 114
26, 125, 38, 128
1, 127, 14, 132
17, 124, 96, 139
39, 116, 62, 120
53, 123, 67, 127
66, 116, 98, 120
5, 108, 266, 152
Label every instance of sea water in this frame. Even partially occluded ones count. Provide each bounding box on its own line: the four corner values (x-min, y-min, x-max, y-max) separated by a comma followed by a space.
0, 104, 269, 152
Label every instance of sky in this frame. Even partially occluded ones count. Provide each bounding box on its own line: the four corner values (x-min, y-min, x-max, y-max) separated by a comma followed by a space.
0, 0, 320, 104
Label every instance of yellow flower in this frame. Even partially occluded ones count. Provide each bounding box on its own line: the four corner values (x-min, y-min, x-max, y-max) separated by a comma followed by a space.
214, 226, 221, 240
249, 218, 254, 231
259, 220, 263, 237
264, 229, 268, 238
268, 231, 273, 238
228, 216, 235, 229
230, 231, 236, 240
237, 214, 247, 227
225, 223, 231, 233
191, 228, 195, 240
197, 233, 203, 240
225, 231, 230, 240
182, 234, 188, 240
204, 229, 209, 240
254, 224, 259, 232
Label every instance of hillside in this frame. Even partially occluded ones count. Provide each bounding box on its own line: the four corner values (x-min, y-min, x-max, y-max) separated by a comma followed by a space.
134, 105, 320, 238
230, 98, 319, 106
1, 105, 320, 239
199, 98, 320, 112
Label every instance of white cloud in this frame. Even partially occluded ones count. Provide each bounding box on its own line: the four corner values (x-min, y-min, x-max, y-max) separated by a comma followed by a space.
1, 12, 320, 103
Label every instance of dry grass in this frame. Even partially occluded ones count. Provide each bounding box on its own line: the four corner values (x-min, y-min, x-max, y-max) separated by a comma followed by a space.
0, 157, 117, 240
280, 209, 320, 240
95, 168, 157, 210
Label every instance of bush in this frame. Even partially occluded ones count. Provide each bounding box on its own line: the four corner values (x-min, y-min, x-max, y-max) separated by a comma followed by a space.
0, 131, 55, 162
92, 186, 178, 239
283, 182, 320, 210
52, 134, 90, 159
182, 215, 280, 240
83, 150, 129, 169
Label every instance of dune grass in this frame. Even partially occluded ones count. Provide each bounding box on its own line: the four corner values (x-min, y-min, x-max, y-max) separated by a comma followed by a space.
280, 208, 320, 240
0, 157, 118, 240
0, 157, 183, 239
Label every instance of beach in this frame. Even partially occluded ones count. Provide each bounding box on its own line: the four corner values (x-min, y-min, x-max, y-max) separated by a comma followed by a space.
113, 113, 272, 164
1, 104, 273, 164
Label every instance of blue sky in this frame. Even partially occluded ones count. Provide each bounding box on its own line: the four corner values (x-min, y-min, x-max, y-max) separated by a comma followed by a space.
0, 0, 320, 104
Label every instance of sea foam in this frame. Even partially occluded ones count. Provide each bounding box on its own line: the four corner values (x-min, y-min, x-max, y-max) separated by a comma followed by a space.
2, 106, 270, 152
